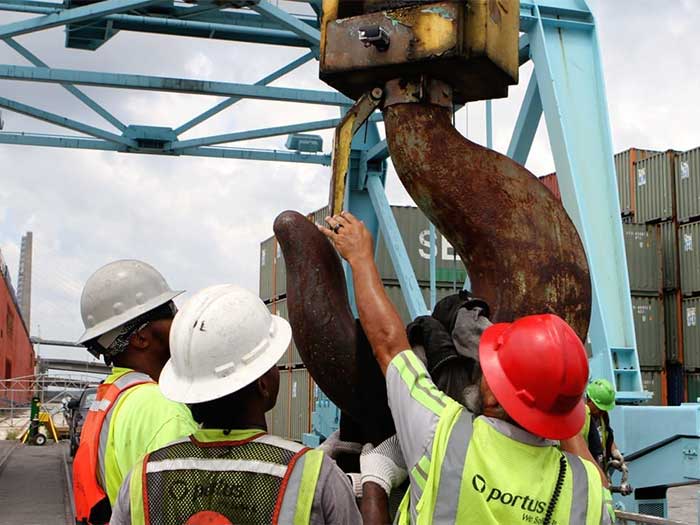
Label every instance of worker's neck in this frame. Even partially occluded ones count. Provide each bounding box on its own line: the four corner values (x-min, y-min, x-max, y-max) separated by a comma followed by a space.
200, 410, 268, 431
112, 352, 162, 382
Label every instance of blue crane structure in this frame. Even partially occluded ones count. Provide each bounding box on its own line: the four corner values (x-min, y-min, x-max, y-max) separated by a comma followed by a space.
0, 0, 698, 516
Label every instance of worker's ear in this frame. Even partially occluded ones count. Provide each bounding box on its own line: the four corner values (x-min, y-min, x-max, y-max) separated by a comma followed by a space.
129, 329, 149, 350
480, 376, 508, 419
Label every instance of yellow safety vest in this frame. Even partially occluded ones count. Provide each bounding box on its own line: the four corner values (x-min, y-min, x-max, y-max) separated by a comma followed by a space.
125, 429, 324, 525
397, 407, 607, 525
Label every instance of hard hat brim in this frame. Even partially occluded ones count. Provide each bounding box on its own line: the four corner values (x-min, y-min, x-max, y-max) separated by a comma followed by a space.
158, 314, 292, 404
590, 398, 615, 412
479, 323, 586, 440
78, 290, 184, 344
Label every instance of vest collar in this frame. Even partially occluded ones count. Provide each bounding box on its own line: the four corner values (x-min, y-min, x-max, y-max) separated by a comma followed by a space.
479, 416, 558, 447
192, 428, 266, 444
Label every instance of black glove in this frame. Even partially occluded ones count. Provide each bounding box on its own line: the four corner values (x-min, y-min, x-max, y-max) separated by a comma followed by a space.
406, 316, 459, 375
432, 290, 491, 333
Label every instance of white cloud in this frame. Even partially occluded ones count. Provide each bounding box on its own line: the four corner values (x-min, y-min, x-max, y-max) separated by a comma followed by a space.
0, 1, 698, 358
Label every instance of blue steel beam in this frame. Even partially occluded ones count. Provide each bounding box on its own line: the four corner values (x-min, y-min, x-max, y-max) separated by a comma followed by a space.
0, 4, 313, 47
3, 38, 126, 132
366, 173, 428, 320
109, 13, 310, 47
527, 2, 642, 398
175, 51, 315, 135
180, 145, 330, 165
250, 0, 320, 47
0, 0, 162, 38
0, 132, 119, 151
0, 132, 331, 164
0, 0, 310, 47
0, 96, 136, 147
170, 113, 382, 151
507, 72, 542, 165
0, 64, 351, 105
366, 139, 389, 162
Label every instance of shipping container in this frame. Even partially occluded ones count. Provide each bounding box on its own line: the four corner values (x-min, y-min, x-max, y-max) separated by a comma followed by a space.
267, 300, 292, 367
687, 372, 700, 403
683, 297, 700, 370
306, 205, 468, 285
623, 224, 661, 294
259, 236, 286, 303
267, 368, 291, 438
641, 369, 664, 406
679, 221, 700, 295
675, 147, 700, 223
385, 284, 461, 326
635, 151, 676, 223
631, 295, 665, 368
659, 221, 679, 290
615, 148, 659, 216
664, 291, 683, 363
539, 173, 561, 201
289, 368, 315, 442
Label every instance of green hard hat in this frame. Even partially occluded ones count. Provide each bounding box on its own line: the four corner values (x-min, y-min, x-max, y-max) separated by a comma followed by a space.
587, 379, 616, 411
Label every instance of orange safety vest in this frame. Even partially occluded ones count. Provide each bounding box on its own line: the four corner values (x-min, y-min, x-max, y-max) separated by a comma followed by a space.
73, 371, 154, 525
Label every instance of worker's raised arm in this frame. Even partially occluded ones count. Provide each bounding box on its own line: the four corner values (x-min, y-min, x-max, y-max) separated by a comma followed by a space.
319, 212, 410, 373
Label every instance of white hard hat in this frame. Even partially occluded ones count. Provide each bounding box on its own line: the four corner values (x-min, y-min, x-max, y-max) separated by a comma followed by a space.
78, 259, 183, 344
159, 284, 291, 404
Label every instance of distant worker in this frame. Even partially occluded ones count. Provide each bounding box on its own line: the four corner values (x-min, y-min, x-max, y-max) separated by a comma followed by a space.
320, 211, 612, 524
583, 379, 627, 475
73, 260, 198, 525
110, 284, 389, 525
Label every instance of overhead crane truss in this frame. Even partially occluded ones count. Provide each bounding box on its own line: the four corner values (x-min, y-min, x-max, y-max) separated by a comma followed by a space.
1, 0, 699, 516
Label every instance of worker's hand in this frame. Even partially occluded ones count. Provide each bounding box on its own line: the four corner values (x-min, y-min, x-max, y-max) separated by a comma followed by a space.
319, 211, 374, 266
318, 430, 362, 459
610, 448, 625, 471
360, 435, 407, 495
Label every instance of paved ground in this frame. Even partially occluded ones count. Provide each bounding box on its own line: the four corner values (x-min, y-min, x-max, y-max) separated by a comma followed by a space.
0, 442, 70, 525
669, 485, 700, 524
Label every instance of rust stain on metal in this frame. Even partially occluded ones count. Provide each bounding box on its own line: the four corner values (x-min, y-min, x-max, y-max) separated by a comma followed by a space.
273, 211, 395, 444
384, 103, 592, 340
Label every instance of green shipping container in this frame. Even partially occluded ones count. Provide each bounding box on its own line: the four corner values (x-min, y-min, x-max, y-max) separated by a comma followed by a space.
675, 147, 700, 223
687, 372, 700, 403
289, 368, 314, 442
267, 300, 296, 367
664, 291, 683, 363
641, 369, 664, 406
635, 151, 676, 223
267, 369, 291, 438
679, 221, 700, 295
623, 224, 661, 293
631, 295, 665, 368
385, 284, 460, 326
307, 205, 468, 285
683, 297, 700, 370
659, 221, 679, 290
615, 149, 659, 216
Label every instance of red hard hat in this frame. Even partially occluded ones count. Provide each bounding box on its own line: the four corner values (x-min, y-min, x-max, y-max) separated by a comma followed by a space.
479, 314, 589, 440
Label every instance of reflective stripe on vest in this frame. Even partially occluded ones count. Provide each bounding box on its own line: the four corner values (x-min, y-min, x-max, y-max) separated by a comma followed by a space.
582, 404, 591, 440
135, 433, 323, 525
397, 412, 604, 525
73, 371, 154, 524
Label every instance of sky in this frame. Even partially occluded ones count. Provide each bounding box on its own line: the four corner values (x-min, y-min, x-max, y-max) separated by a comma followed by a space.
1, 0, 699, 364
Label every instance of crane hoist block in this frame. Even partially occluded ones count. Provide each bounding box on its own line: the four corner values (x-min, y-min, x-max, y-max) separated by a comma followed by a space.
319, 0, 520, 103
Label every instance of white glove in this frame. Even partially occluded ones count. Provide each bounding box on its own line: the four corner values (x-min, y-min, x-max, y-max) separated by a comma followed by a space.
610, 449, 625, 471
318, 430, 362, 459
360, 434, 408, 495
